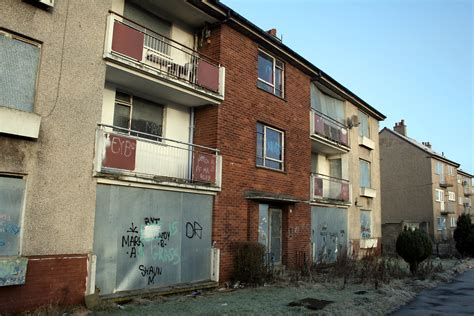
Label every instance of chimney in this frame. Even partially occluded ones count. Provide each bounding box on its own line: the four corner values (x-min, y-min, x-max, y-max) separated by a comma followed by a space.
267, 28, 277, 37
394, 119, 407, 136
422, 142, 432, 149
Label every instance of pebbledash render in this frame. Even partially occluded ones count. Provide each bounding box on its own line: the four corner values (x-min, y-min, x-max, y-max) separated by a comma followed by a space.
380, 120, 473, 255
0, 0, 385, 313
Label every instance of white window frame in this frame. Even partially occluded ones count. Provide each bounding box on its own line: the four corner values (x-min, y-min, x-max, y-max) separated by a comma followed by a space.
448, 166, 454, 176
0, 30, 41, 113
450, 217, 457, 228
257, 124, 285, 171
435, 162, 443, 175
448, 191, 456, 201
257, 49, 284, 98
435, 189, 444, 202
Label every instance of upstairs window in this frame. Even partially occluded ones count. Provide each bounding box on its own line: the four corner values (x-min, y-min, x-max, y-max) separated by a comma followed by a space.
448, 191, 456, 201
256, 123, 284, 171
359, 159, 371, 188
257, 50, 284, 98
359, 111, 370, 138
448, 166, 454, 176
435, 162, 444, 175
435, 189, 444, 202
113, 91, 164, 140
0, 31, 40, 112
311, 84, 345, 124
437, 217, 446, 231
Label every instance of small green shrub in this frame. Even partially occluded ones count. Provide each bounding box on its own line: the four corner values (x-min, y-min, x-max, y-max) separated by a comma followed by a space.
232, 242, 270, 285
453, 214, 474, 257
396, 228, 432, 274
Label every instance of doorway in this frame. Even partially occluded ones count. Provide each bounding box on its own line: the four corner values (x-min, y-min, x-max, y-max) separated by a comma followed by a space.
258, 205, 283, 264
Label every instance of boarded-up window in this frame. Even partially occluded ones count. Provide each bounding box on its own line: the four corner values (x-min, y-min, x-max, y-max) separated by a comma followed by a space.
0, 32, 40, 112
0, 176, 26, 256
360, 210, 372, 239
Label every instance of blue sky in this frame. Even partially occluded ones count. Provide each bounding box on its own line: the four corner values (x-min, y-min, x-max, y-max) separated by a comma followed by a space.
223, 0, 473, 173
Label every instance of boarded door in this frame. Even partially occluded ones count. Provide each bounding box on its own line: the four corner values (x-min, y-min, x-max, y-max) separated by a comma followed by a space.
94, 185, 213, 295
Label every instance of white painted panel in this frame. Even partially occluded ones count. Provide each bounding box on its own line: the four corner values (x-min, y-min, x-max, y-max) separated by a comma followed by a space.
0, 106, 41, 139
101, 83, 116, 125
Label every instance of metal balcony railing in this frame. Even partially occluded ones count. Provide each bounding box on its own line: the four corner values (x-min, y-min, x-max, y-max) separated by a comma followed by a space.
94, 124, 221, 187
311, 173, 351, 203
105, 12, 225, 97
311, 110, 349, 147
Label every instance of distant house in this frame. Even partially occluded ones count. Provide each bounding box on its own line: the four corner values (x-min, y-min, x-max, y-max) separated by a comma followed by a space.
379, 120, 473, 254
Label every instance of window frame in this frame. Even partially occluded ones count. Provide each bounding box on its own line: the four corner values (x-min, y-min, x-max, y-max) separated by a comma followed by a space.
359, 159, 371, 188
448, 166, 454, 176
256, 123, 285, 171
435, 162, 443, 175
360, 210, 372, 239
0, 29, 41, 113
358, 110, 370, 138
113, 91, 164, 140
435, 189, 444, 202
450, 217, 457, 228
437, 217, 446, 231
448, 191, 456, 202
257, 49, 285, 98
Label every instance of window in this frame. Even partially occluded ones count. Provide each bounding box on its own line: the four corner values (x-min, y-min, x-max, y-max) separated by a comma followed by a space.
359, 159, 371, 188
457, 175, 462, 183
435, 189, 444, 202
0, 31, 40, 112
450, 217, 457, 228
459, 197, 464, 205
437, 217, 446, 231
113, 91, 164, 140
311, 85, 345, 123
359, 111, 370, 138
257, 50, 284, 98
0, 176, 26, 256
448, 166, 454, 176
435, 162, 443, 175
448, 191, 456, 201
256, 123, 284, 170
360, 210, 372, 239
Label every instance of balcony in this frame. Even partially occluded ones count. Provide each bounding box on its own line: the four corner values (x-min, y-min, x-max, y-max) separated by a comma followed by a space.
439, 178, 454, 188
310, 110, 350, 154
94, 124, 222, 190
103, 12, 225, 107
311, 173, 351, 204
440, 201, 456, 214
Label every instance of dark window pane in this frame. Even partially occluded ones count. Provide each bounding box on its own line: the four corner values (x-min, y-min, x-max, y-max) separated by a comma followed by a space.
265, 160, 282, 170
257, 123, 264, 134
113, 103, 130, 130
115, 91, 131, 104
256, 133, 264, 158
266, 128, 282, 160
258, 51, 273, 83
130, 97, 163, 139
256, 157, 264, 167
257, 80, 274, 93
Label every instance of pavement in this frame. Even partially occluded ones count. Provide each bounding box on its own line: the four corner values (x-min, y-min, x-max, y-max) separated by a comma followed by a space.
392, 268, 474, 315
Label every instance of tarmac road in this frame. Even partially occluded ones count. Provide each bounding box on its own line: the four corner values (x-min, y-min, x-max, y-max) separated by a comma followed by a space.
391, 268, 474, 315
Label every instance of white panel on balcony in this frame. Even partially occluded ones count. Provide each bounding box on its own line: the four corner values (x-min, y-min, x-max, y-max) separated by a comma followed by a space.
0, 106, 41, 139
360, 238, 378, 249
358, 136, 375, 150
360, 187, 376, 198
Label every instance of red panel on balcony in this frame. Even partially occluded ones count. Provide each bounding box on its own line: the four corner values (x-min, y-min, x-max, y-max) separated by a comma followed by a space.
112, 21, 144, 61
314, 177, 323, 197
340, 182, 349, 202
192, 151, 216, 184
314, 113, 325, 135
103, 134, 136, 171
197, 60, 219, 92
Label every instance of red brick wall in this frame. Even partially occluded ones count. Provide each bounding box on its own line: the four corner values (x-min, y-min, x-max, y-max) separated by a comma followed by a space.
198, 24, 312, 280
0, 255, 88, 314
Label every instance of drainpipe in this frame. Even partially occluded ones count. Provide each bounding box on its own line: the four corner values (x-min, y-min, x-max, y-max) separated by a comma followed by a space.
188, 107, 195, 181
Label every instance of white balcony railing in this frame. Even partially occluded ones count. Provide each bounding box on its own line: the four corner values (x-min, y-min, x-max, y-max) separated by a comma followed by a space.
311, 173, 351, 203
104, 11, 225, 99
310, 110, 349, 148
94, 124, 222, 188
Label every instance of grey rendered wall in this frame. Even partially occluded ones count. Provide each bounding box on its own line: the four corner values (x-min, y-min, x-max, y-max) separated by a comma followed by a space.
379, 130, 434, 229
0, 0, 111, 255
